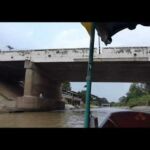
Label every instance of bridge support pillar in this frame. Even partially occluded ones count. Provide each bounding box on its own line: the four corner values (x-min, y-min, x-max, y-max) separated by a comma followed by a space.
16, 60, 65, 111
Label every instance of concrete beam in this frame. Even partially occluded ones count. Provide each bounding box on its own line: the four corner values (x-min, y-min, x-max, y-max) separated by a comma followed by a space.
0, 47, 150, 63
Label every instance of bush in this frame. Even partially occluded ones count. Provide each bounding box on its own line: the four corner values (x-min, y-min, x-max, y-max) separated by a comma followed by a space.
126, 94, 150, 107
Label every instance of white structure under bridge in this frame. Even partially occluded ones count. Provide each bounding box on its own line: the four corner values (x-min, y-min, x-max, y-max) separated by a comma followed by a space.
62, 90, 82, 106
101, 103, 111, 107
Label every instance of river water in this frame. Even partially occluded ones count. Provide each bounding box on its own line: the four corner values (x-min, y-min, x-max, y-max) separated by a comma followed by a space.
0, 107, 129, 128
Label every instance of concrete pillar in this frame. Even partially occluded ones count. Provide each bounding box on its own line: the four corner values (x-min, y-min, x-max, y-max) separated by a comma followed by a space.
16, 60, 65, 111
23, 60, 34, 96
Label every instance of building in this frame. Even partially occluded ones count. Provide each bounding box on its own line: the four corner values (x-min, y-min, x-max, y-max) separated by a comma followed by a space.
62, 90, 82, 107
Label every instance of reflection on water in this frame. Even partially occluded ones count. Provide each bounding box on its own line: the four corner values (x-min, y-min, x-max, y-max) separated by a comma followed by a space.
0, 108, 128, 128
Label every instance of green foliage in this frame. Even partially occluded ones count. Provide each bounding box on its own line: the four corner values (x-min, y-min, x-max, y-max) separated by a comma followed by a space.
142, 82, 150, 94
118, 82, 150, 107
77, 90, 109, 106
62, 81, 71, 91
126, 94, 150, 107
110, 102, 115, 106
77, 90, 86, 103
126, 83, 144, 100
119, 96, 127, 103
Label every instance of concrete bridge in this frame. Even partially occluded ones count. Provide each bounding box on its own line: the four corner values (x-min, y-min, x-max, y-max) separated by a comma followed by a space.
1, 47, 150, 111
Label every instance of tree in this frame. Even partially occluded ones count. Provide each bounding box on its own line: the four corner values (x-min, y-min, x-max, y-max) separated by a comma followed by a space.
77, 90, 109, 105
119, 96, 127, 103
100, 97, 108, 103
142, 82, 150, 94
62, 81, 71, 91
77, 90, 86, 103
126, 83, 144, 100
110, 102, 116, 106
118, 82, 150, 107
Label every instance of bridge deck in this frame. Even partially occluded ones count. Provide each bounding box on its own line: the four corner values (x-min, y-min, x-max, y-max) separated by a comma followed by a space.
1, 47, 150, 82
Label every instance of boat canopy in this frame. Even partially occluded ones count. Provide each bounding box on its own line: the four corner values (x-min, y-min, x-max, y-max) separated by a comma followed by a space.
82, 22, 150, 45
99, 111, 150, 128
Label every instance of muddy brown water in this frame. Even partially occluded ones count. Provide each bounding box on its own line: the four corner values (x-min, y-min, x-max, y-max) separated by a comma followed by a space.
0, 110, 84, 127
0, 108, 132, 128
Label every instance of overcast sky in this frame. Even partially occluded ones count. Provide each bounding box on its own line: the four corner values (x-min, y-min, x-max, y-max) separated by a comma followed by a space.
0, 22, 150, 102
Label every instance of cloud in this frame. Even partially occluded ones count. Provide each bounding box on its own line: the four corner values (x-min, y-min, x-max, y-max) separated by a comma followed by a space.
51, 28, 90, 48
0, 23, 90, 50
0, 23, 36, 50
25, 31, 34, 37
105, 25, 150, 47
1, 23, 150, 50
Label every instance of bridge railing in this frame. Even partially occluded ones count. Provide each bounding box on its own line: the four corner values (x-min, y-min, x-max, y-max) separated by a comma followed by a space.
1, 47, 150, 62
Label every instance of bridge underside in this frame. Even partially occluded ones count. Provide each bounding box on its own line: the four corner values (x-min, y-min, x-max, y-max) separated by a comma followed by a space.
1, 60, 150, 111
1, 61, 150, 82
0, 61, 25, 82
36, 61, 150, 82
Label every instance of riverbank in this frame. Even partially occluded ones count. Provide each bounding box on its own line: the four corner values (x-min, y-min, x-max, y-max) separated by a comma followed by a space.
1, 95, 150, 114
109, 106, 150, 113
131, 106, 150, 113
0, 98, 16, 113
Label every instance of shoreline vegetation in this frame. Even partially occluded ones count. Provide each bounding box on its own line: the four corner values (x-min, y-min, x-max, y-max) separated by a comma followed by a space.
111, 83, 150, 108
0, 97, 16, 113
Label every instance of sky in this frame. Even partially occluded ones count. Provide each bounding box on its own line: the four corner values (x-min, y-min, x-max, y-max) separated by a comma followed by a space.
0, 22, 150, 102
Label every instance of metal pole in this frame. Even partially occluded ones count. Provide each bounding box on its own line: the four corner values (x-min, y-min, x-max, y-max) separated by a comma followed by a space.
84, 23, 95, 128
98, 36, 101, 54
